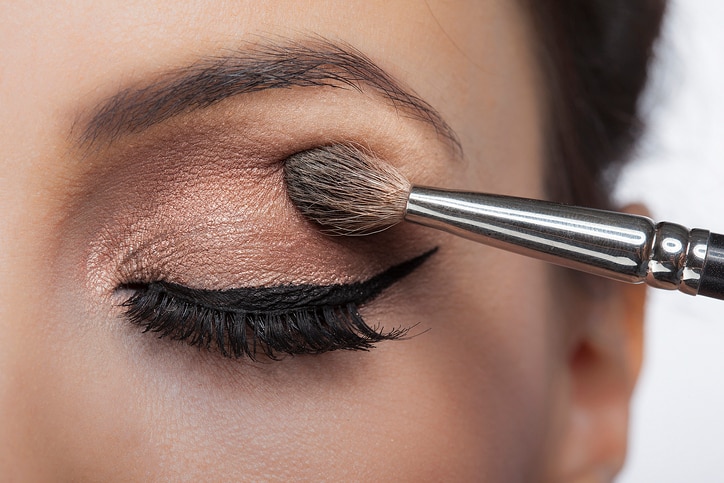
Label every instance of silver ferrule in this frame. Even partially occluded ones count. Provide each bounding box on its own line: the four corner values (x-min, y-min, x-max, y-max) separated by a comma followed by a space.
405, 187, 709, 294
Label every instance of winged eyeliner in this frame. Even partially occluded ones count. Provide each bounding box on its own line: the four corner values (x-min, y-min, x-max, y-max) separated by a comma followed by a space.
121, 247, 437, 359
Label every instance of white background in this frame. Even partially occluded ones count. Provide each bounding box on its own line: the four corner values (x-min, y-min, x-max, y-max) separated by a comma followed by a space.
616, 1, 724, 481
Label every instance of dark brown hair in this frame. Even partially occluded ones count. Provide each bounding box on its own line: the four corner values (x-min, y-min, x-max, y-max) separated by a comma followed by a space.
524, 0, 667, 208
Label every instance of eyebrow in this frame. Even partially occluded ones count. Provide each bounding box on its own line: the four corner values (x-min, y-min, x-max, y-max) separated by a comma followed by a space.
77, 38, 461, 153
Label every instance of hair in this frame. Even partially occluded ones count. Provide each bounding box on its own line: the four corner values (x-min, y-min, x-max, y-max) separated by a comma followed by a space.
522, 0, 667, 209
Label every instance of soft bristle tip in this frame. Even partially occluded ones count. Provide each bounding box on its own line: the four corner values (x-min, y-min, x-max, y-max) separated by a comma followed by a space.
284, 144, 411, 236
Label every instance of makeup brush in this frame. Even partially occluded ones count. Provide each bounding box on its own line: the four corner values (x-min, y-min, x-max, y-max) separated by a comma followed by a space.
284, 144, 724, 300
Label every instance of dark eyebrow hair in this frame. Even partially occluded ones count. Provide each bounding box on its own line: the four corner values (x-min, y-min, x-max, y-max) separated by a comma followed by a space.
77, 38, 461, 153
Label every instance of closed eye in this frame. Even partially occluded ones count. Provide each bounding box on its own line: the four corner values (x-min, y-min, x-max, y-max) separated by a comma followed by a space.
119, 247, 437, 360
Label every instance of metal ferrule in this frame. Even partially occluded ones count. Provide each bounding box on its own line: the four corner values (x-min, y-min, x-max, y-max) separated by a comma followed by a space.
405, 187, 710, 294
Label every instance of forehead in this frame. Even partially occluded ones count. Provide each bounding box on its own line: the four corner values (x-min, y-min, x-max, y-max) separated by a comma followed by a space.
0, 1, 540, 164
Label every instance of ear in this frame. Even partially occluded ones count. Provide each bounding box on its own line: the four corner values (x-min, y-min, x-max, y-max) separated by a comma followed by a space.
552, 204, 649, 482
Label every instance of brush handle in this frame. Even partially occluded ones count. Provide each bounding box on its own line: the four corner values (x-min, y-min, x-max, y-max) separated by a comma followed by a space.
405, 187, 724, 300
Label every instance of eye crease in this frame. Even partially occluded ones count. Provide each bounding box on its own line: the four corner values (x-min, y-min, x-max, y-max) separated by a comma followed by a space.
119, 247, 437, 360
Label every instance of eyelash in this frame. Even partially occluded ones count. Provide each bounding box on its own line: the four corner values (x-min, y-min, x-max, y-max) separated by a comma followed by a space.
121, 283, 408, 360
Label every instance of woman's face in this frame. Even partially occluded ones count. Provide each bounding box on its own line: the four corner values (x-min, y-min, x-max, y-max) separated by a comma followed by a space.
0, 1, 645, 480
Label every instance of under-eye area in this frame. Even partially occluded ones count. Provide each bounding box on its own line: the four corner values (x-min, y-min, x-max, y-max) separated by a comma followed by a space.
119, 247, 438, 360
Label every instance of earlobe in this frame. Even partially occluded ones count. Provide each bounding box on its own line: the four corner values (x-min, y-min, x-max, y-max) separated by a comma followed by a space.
551, 274, 647, 482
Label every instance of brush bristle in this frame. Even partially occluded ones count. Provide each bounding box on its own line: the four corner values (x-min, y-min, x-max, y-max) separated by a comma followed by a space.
284, 144, 411, 236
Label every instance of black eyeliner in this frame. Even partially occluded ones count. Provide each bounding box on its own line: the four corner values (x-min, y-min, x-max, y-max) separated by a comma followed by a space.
142, 247, 437, 313
120, 247, 437, 359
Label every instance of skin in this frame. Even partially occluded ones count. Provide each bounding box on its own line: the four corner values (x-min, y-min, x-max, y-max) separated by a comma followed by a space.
0, 1, 646, 481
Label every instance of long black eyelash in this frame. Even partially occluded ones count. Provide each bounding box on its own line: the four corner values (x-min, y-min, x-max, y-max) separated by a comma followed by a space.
122, 288, 406, 360
120, 248, 437, 360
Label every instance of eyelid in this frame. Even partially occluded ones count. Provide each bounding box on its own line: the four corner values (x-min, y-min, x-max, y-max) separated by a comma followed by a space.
124, 247, 437, 313
119, 248, 437, 360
